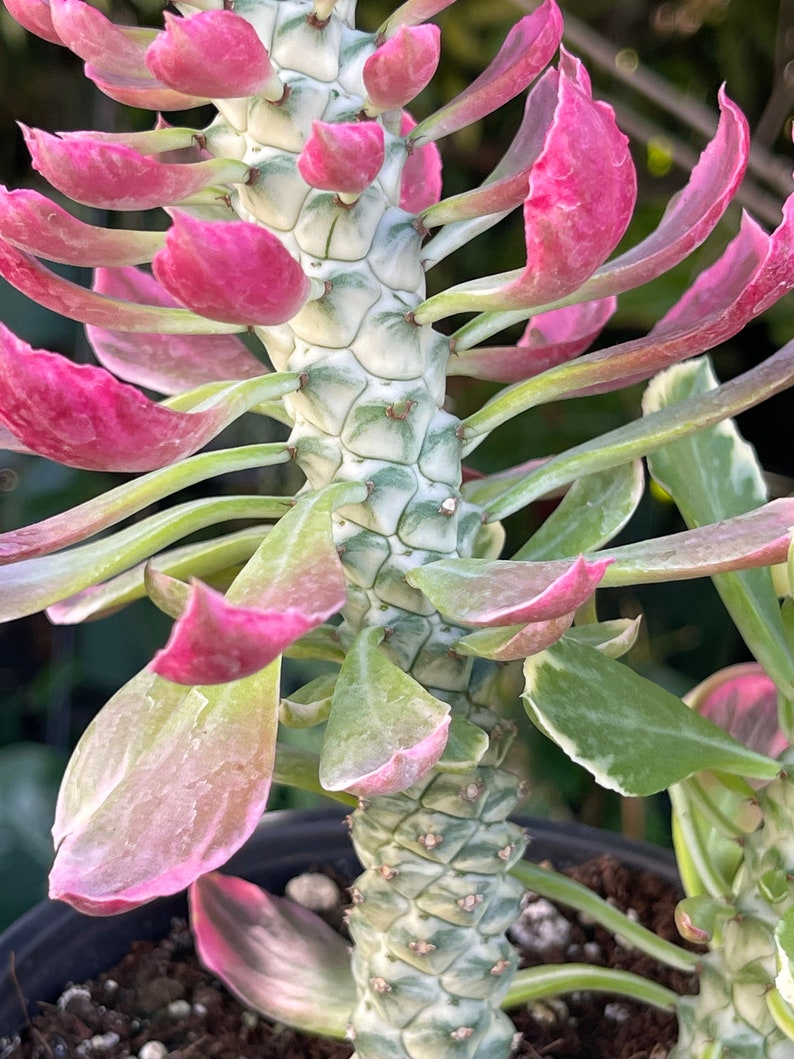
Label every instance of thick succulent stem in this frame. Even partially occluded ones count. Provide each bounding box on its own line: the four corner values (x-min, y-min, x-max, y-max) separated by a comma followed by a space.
202, 2, 526, 1052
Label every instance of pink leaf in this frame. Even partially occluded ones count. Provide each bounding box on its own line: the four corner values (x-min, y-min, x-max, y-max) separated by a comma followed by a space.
408, 0, 563, 144
363, 24, 440, 112
408, 554, 612, 626
0, 185, 164, 266
49, 663, 279, 915
21, 126, 249, 211
190, 873, 354, 1035
0, 237, 243, 333
153, 210, 311, 326
297, 121, 385, 197
3, 0, 63, 44
150, 582, 323, 685
88, 267, 265, 393
578, 87, 750, 302
49, 0, 206, 110
688, 663, 788, 761
421, 67, 559, 227
399, 112, 442, 212
450, 297, 617, 382
351, 716, 451, 796
84, 63, 208, 111
502, 52, 636, 307
148, 488, 354, 684
457, 612, 576, 661
146, 11, 283, 100
0, 325, 249, 471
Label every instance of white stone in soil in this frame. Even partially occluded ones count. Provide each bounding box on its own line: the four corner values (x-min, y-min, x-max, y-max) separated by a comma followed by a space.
285, 871, 340, 911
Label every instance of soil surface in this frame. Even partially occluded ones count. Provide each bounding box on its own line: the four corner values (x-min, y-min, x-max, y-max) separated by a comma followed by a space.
1, 854, 698, 1059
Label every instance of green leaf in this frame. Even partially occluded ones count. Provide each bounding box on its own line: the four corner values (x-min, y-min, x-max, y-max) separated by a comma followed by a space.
478, 339, 794, 520
563, 617, 642, 658
436, 715, 490, 772
512, 462, 644, 560
522, 639, 780, 796
280, 673, 337, 728
645, 357, 794, 697
320, 627, 450, 795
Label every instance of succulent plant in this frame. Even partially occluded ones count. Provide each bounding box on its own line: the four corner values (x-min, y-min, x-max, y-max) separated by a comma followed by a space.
2, 0, 794, 1055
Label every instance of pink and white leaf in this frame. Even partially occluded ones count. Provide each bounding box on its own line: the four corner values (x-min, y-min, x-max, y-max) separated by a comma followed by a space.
49, 662, 280, 915
88, 267, 265, 393
399, 112, 442, 213
190, 873, 353, 1036
22, 127, 249, 211
297, 121, 385, 197
0, 238, 243, 333
146, 11, 283, 101
503, 52, 636, 307
455, 612, 575, 661
153, 210, 312, 326
450, 297, 617, 382
575, 87, 750, 303
407, 554, 611, 627
151, 582, 324, 685
148, 484, 363, 685
0, 328, 294, 471
408, 0, 563, 145
421, 68, 559, 228
2, 0, 63, 44
363, 24, 440, 112
320, 627, 450, 796
0, 186, 164, 267
84, 63, 208, 111
687, 663, 788, 761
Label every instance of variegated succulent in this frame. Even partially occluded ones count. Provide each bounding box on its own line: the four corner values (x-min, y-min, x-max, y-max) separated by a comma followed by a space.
2, 0, 794, 1055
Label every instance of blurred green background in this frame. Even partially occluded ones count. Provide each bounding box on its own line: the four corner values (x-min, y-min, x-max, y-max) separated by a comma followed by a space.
0, 0, 792, 929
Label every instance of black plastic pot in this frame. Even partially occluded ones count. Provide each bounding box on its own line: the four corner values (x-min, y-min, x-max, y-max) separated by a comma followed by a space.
0, 807, 679, 1039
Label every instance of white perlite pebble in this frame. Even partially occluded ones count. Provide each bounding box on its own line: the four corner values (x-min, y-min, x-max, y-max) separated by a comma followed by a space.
166, 1000, 192, 1019
285, 871, 339, 911
57, 986, 92, 1010
604, 1002, 632, 1022
138, 1042, 169, 1059
509, 898, 571, 951
76, 1033, 120, 1055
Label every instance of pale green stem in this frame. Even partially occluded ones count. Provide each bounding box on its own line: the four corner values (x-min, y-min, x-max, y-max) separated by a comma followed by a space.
504, 963, 679, 1011
767, 989, 794, 1042
510, 861, 699, 972
677, 776, 749, 841
669, 785, 731, 900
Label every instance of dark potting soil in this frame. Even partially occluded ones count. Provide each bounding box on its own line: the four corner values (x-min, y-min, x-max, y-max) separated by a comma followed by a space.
1, 854, 697, 1059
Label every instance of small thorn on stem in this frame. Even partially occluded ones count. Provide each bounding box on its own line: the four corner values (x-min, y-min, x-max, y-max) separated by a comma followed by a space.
349, 886, 364, 904
192, 133, 207, 152
385, 399, 417, 421
498, 844, 516, 861
450, 1027, 474, 1042
377, 864, 399, 880
438, 497, 458, 517
404, 310, 421, 328
245, 167, 260, 187
460, 781, 484, 802
409, 939, 436, 956
418, 832, 443, 850
369, 977, 392, 994
457, 893, 483, 912
490, 959, 511, 977
298, 371, 309, 389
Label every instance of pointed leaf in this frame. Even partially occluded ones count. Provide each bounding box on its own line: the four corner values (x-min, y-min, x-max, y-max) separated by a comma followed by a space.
455, 613, 574, 661
408, 0, 562, 145
380, 0, 457, 34
88, 267, 265, 393
478, 338, 794, 521
280, 673, 337, 728
297, 121, 385, 197
0, 495, 288, 621
399, 111, 442, 212
0, 186, 164, 266
645, 356, 794, 697
190, 873, 353, 1036
22, 126, 249, 211
153, 210, 313, 326
146, 11, 283, 100
150, 483, 366, 685
363, 24, 440, 113
522, 639, 780, 795
563, 617, 642, 659
448, 297, 616, 382
407, 554, 611, 626
513, 462, 644, 560
0, 238, 244, 333
320, 627, 451, 795
48, 528, 268, 625
0, 331, 296, 470
0, 443, 287, 563
3, 0, 62, 43
50, 660, 280, 914
436, 715, 490, 772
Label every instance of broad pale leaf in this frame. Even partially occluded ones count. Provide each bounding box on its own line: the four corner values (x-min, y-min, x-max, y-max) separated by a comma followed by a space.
191, 873, 353, 1037
320, 627, 450, 795
522, 639, 779, 795
645, 357, 794, 697
50, 661, 280, 914
513, 462, 644, 560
